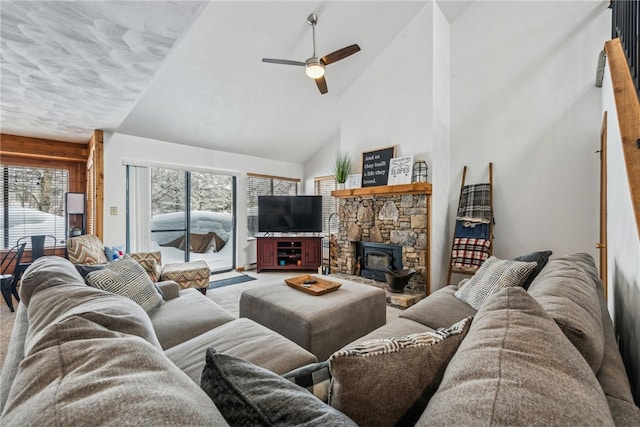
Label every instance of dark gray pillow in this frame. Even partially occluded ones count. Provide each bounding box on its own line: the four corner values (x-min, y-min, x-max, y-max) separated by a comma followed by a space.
513, 250, 552, 289
75, 263, 108, 279
200, 349, 356, 426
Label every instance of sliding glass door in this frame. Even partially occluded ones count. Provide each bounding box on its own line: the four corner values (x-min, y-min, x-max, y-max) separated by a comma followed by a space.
130, 167, 235, 272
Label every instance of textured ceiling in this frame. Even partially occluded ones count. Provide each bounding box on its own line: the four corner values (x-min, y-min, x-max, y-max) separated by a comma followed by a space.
0, 1, 206, 142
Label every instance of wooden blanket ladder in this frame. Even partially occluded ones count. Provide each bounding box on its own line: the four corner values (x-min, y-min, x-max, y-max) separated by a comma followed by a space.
447, 163, 494, 285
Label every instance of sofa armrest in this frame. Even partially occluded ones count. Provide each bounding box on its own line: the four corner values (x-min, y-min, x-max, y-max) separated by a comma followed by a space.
156, 281, 180, 300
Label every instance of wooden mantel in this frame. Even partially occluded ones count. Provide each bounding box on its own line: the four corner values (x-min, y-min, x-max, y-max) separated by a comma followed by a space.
331, 182, 432, 198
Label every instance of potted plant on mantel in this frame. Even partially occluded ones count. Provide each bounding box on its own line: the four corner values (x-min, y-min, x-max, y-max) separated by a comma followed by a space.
331, 152, 352, 190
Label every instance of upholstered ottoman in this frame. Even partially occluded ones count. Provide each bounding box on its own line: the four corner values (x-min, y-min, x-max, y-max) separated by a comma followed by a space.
161, 260, 210, 294
165, 318, 317, 383
240, 278, 387, 360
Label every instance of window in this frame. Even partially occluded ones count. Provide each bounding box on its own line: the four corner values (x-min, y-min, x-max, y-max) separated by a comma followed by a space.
315, 176, 338, 235
1, 165, 69, 248
247, 174, 298, 237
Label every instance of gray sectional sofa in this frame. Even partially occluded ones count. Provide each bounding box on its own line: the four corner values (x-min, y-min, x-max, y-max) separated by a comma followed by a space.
0, 256, 316, 425
1, 253, 638, 426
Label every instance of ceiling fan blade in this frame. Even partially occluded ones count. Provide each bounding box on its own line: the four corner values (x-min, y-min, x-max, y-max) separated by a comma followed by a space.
321, 44, 361, 65
315, 76, 328, 94
262, 58, 306, 66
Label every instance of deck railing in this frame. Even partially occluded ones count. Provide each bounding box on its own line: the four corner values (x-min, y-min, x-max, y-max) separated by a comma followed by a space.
611, 0, 640, 100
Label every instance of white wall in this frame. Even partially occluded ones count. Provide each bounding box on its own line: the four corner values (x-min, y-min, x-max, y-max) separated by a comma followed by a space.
602, 61, 640, 401
303, 133, 340, 194
103, 132, 303, 269
337, 3, 452, 289
450, 1, 610, 263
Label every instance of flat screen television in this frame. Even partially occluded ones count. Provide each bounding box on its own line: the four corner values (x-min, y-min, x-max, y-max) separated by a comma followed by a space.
258, 196, 322, 233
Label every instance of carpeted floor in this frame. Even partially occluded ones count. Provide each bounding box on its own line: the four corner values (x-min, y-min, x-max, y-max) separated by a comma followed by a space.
0, 271, 402, 371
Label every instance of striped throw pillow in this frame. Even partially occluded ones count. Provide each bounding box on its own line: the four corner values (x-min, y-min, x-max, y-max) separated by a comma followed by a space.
454, 256, 537, 310
86, 256, 163, 313
328, 317, 472, 427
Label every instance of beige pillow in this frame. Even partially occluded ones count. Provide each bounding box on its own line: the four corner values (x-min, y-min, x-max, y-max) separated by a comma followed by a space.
454, 255, 537, 309
66, 234, 108, 265
129, 251, 163, 282
328, 317, 472, 427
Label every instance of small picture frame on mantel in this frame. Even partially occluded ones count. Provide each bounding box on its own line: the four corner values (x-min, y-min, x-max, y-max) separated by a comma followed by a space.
346, 174, 362, 189
387, 156, 414, 185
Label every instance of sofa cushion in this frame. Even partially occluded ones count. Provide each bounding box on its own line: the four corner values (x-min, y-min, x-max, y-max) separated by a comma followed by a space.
400, 285, 477, 330
1, 315, 227, 426
149, 288, 235, 349
165, 317, 317, 383
200, 349, 356, 426
419, 287, 614, 426
85, 256, 164, 313
527, 253, 604, 373
66, 234, 109, 265
513, 250, 552, 289
328, 317, 472, 427
454, 255, 537, 310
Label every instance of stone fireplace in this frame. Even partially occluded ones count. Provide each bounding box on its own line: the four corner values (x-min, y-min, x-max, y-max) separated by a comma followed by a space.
330, 191, 429, 294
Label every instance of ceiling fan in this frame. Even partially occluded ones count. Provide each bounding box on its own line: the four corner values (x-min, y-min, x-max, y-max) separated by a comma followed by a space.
262, 13, 360, 94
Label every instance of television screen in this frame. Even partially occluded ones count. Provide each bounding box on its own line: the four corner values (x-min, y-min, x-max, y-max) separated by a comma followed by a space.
258, 196, 322, 233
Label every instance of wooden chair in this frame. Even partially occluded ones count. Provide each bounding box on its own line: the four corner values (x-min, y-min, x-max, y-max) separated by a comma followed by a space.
1, 242, 27, 312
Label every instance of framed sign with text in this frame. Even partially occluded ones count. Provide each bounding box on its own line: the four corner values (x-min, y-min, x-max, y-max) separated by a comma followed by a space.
388, 156, 414, 185
361, 146, 396, 187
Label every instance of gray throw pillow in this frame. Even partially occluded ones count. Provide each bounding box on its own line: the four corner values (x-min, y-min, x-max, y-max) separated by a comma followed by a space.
200, 349, 357, 426
454, 256, 537, 309
328, 317, 472, 427
513, 250, 552, 289
85, 256, 163, 313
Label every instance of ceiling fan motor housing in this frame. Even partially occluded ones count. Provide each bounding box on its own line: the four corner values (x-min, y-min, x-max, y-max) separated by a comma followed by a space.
305, 57, 325, 79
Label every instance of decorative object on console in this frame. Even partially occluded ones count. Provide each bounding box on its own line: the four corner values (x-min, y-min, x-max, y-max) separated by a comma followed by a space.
412, 160, 428, 183
387, 155, 414, 185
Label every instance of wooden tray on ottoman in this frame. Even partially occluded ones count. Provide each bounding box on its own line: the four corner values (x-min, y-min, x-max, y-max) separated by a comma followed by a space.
284, 274, 342, 296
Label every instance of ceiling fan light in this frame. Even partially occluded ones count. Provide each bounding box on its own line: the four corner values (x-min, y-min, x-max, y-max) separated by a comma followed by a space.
305, 63, 325, 79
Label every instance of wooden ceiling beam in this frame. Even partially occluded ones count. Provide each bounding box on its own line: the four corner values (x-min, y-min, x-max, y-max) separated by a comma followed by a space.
0, 134, 88, 163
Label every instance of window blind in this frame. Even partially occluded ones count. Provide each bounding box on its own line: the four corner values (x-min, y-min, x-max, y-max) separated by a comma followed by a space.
0, 165, 68, 249
247, 174, 298, 237
315, 177, 338, 235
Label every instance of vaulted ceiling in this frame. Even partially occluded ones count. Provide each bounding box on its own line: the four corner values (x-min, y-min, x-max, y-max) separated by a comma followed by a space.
1, 1, 471, 164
